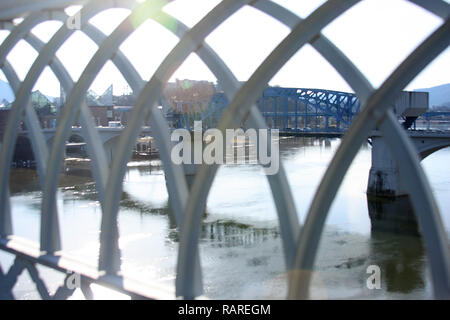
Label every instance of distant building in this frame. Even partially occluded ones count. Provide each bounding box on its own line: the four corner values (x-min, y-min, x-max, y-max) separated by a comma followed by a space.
89, 105, 114, 126
113, 106, 132, 126
0, 90, 59, 138
40, 115, 57, 129
163, 79, 216, 113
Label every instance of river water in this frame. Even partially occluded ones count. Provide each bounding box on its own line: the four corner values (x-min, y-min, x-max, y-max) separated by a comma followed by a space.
2, 137, 449, 299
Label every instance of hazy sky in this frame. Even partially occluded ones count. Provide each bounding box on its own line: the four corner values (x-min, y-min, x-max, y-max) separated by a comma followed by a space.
0, 0, 449, 98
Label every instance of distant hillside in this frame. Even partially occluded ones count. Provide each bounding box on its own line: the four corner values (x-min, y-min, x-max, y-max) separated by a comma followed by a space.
414, 83, 450, 109
0, 79, 14, 104
0, 78, 113, 107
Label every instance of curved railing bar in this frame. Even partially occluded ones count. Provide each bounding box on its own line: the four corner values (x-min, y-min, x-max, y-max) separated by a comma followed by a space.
14, 0, 166, 254
289, 20, 450, 299
17, 0, 260, 298
31, 0, 364, 298
0, 62, 19, 104
25, 32, 72, 175
0, 3, 138, 237
0, 147, 11, 236
171, 0, 374, 296
0, 61, 20, 237
5, 38, 50, 184
98, 0, 253, 298
244, 106, 301, 261
0, 22, 79, 236
172, 0, 376, 291
117, 3, 302, 277
0, 0, 149, 252
170, 0, 372, 278
0, 0, 192, 255
0, 3, 122, 253
252, 0, 449, 103
105, 0, 447, 300
0, 21, 82, 188
176, 0, 450, 299
152, 7, 300, 295
0, 0, 85, 21
37, 0, 307, 296
105, 0, 369, 297
251, 0, 374, 103
0, 12, 60, 220
95, 0, 365, 295
79, 0, 384, 286
380, 111, 450, 297
2, 33, 65, 212
39, 3, 135, 253
86, 3, 202, 287
257, 0, 449, 299
176, 0, 361, 299
0, 0, 446, 300
409, 0, 450, 20
0, 58, 53, 235
0, 12, 72, 245
40, 0, 170, 269
0, 12, 47, 65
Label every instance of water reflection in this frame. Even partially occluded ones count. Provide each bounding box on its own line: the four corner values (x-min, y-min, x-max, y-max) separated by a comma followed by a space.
58, 182, 281, 251
4, 136, 448, 299
61, 176, 428, 297
199, 220, 279, 248
367, 196, 419, 236
278, 136, 333, 157
9, 168, 92, 195
110, 192, 280, 249
368, 231, 426, 294
366, 195, 427, 295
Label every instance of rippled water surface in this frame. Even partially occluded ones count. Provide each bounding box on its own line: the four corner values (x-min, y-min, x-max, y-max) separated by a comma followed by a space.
2, 137, 449, 299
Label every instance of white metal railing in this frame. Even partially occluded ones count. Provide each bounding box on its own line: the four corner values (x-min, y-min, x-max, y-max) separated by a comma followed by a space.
0, 0, 449, 300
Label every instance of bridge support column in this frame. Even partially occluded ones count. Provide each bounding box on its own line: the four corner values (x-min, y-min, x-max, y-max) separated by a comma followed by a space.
367, 195, 419, 235
367, 135, 408, 197
367, 134, 422, 236
103, 137, 119, 167
183, 163, 199, 190
166, 132, 206, 217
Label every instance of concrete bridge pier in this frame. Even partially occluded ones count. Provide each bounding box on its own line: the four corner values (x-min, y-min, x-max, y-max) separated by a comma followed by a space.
367, 131, 450, 235
166, 132, 206, 224
367, 134, 418, 236
367, 135, 408, 198
367, 195, 419, 235
367, 131, 450, 198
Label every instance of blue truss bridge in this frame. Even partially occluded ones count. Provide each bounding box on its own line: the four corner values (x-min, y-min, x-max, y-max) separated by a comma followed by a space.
166, 86, 361, 134
258, 87, 361, 134
166, 86, 449, 136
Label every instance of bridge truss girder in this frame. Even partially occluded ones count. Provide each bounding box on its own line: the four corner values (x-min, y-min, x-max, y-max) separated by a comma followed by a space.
258, 87, 361, 132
